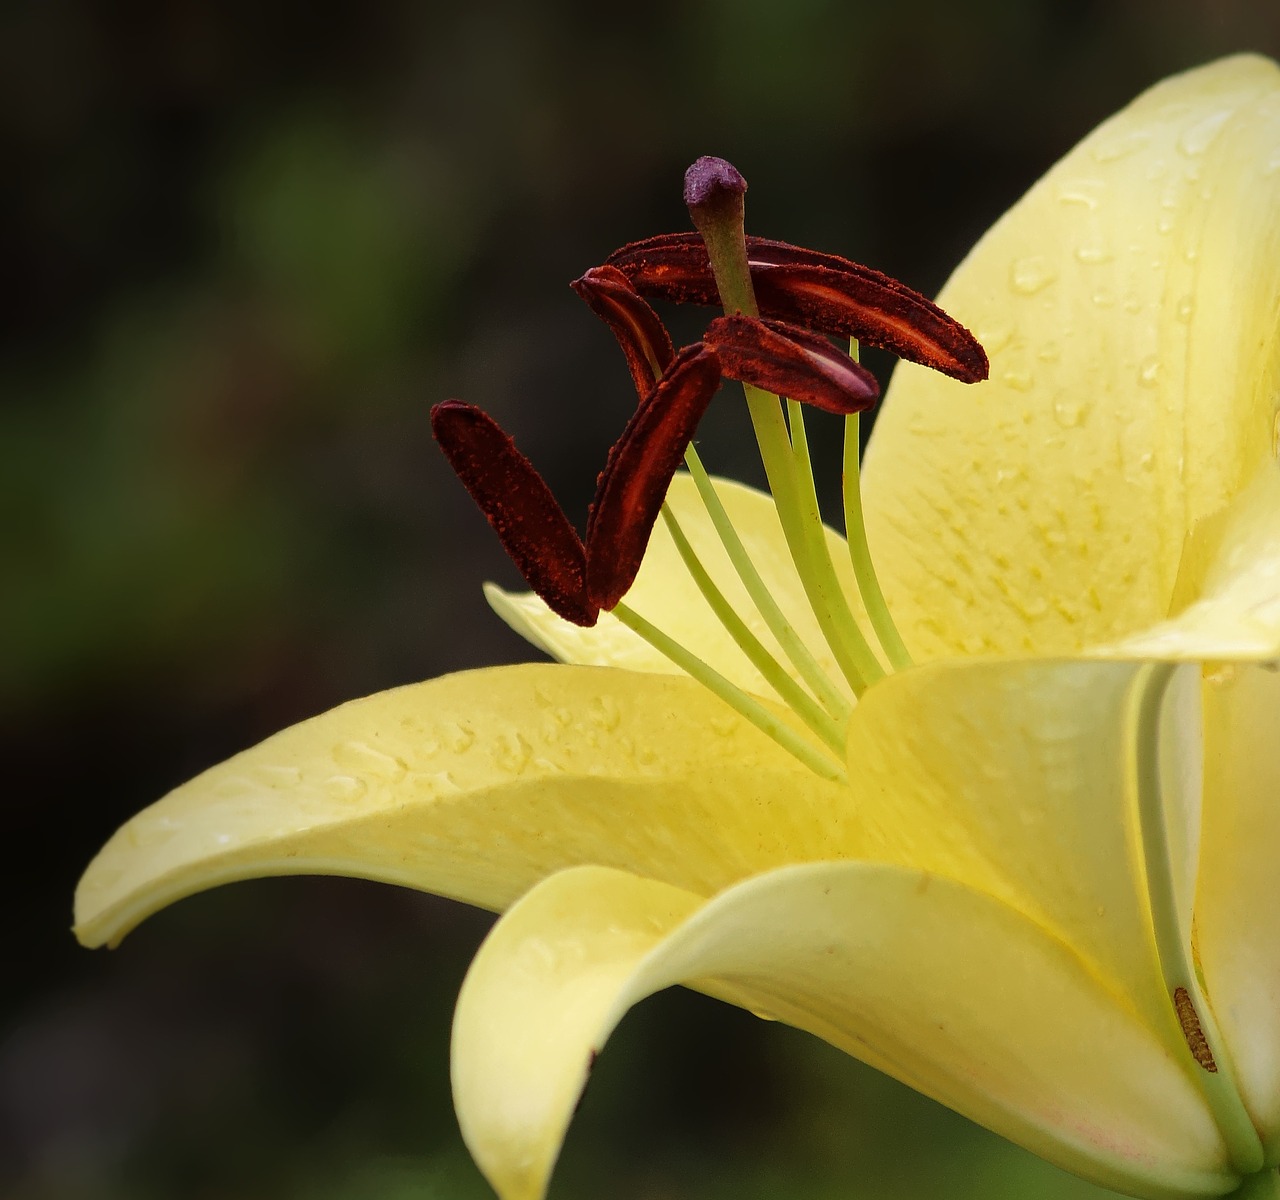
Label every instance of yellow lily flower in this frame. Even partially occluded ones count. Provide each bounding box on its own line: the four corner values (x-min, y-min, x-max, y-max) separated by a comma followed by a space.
75, 54, 1280, 1200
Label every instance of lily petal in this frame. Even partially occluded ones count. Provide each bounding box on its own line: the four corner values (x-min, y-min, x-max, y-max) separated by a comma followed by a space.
863, 54, 1280, 661
73, 664, 845, 949
454, 863, 1231, 1200
1099, 460, 1280, 660
839, 656, 1180, 1033
487, 473, 860, 699
1197, 661, 1280, 1155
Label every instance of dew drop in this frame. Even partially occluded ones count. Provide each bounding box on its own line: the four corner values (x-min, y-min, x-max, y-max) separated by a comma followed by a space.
332, 740, 409, 782
1091, 128, 1150, 163
1075, 244, 1114, 266
1091, 290, 1116, 309
1137, 357, 1161, 388
710, 714, 738, 737
1178, 109, 1231, 157
442, 722, 476, 754
1036, 341, 1061, 364
1057, 180, 1103, 209
1010, 256, 1057, 295
1053, 399, 1088, 429
1001, 368, 1034, 392
1156, 215, 1175, 235
1204, 663, 1239, 689
591, 695, 622, 732
1175, 294, 1195, 323
322, 774, 367, 803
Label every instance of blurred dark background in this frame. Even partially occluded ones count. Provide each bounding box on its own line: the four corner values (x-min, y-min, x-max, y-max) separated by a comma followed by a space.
5, 3, 1278, 1197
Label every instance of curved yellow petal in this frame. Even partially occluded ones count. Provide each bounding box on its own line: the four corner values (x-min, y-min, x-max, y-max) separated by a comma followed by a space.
864, 54, 1280, 661
839, 656, 1177, 1031
452, 867, 704, 1200
1197, 662, 1280, 1156
453, 863, 1232, 1200
74, 664, 845, 948
486, 472, 857, 698
1100, 460, 1280, 660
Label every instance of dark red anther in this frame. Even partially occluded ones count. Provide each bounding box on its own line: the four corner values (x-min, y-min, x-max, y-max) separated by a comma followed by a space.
431, 400, 597, 626
605, 233, 989, 385
570, 265, 675, 398
585, 343, 722, 611
704, 316, 879, 414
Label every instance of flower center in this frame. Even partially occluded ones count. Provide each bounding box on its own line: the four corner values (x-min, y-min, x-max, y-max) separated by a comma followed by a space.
433, 156, 988, 781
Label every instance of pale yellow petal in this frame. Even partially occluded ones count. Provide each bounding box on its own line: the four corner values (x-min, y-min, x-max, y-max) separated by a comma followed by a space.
1196, 662, 1280, 1156
453, 863, 1231, 1200
864, 54, 1280, 660
452, 867, 703, 1200
837, 657, 1176, 1030
1100, 461, 1280, 660
487, 472, 857, 698
74, 664, 845, 949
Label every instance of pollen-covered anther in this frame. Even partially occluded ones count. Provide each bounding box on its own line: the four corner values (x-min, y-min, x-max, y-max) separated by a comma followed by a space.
1173, 987, 1219, 1073
570, 265, 675, 398
586, 343, 722, 611
431, 400, 597, 627
705, 315, 879, 414
606, 233, 989, 384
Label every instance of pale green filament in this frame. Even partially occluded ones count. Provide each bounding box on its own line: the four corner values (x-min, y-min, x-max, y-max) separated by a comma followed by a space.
1132, 663, 1263, 1174
612, 601, 848, 783
743, 380, 879, 695
698, 221, 883, 695
660, 503, 846, 755
842, 410, 912, 670
783, 397, 886, 685
682, 443, 853, 724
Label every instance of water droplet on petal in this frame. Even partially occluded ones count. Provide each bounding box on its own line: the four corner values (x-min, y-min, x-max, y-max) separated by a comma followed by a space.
1010, 256, 1057, 295
1001, 368, 1034, 392
1053, 399, 1088, 429
1075, 244, 1114, 265
1092, 128, 1150, 163
1178, 109, 1231, 157
1175, 295, 1195, 323
332, 740, 409, 783
1057, 180, 1104, 209
1137, 358, 1161, 388
322, 774, 368, 803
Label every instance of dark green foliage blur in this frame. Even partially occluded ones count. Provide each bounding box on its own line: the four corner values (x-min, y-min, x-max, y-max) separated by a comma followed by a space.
5, 2, 1278, 1197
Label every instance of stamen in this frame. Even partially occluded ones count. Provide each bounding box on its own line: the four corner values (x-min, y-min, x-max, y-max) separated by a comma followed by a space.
611, 600, 848, 783
782, 397, 886, 684
586, 343, 722, 611
842, 385, 912, 670
681, 157, 883, 695
705, 315, 879, 414
1131, 664, 1262, 1172
431, 400, 596, 626
570, 265, 674, 398
604, 232, 989, 383
660, 502, 846, 755
682, 444, 853, 724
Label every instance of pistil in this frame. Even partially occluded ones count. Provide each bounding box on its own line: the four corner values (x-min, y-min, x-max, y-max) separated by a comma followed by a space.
1132, 663, 1262, 1173
685, 157, 887, 695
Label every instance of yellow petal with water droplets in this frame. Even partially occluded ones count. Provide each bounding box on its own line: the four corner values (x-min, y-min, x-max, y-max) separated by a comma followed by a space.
74, 664, 843, 949
486, 472, 857, 698
1196, 662, 1280, 1157
1100, 461, 1280, 660
864, 54, 1280, 661
453, 863, 1232, 1200
839, 656, 1182, 1034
